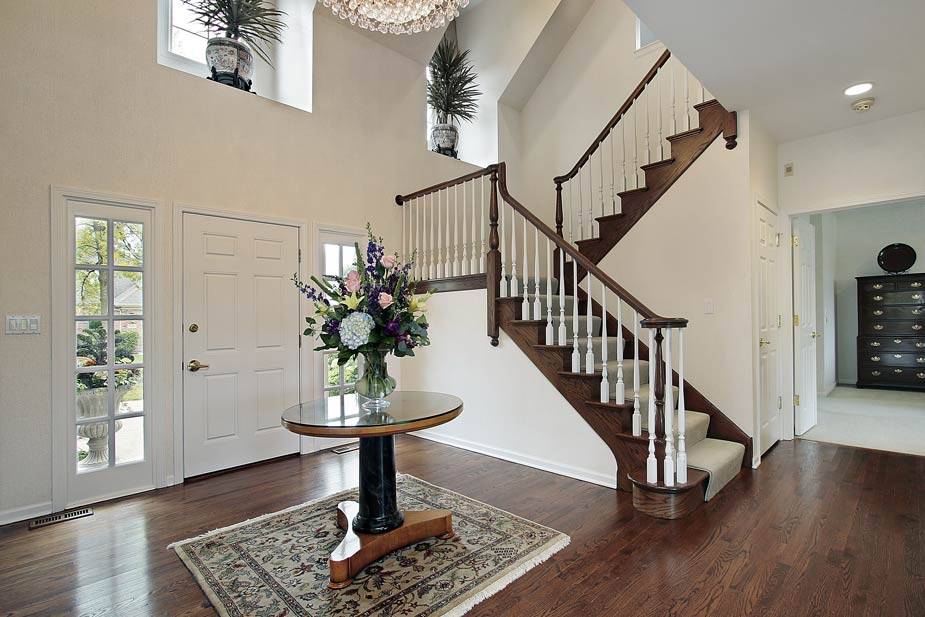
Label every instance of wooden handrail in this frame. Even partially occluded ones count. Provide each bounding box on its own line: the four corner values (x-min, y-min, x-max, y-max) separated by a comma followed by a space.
496, 162, 676, 321
553, 49, 671, 185
395, 166, 495, 205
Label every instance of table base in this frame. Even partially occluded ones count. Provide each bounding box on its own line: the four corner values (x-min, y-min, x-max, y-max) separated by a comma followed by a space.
328, 500, 455, 589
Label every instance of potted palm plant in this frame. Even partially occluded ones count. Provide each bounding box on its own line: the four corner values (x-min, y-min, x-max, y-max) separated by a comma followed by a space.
184, 0, 287, 91
427, 38, 481, 156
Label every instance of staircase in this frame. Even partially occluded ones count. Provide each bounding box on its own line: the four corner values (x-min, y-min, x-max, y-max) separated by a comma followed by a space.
394, 51, 749, 519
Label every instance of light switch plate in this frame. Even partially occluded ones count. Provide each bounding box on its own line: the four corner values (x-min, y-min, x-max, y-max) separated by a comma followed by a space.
6, 314, 40, 335
703, 299, 716, 315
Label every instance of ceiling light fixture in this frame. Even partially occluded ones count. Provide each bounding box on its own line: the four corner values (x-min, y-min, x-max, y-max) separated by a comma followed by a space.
322, 0, 470, 35
844, 83, 873, 96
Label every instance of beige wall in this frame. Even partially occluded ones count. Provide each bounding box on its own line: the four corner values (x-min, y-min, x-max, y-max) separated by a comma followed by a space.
0, 1, 476, 516
514, 0, 663, 218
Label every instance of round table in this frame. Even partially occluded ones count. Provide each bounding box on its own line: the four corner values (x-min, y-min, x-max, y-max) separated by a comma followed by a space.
281, 391, 463, 588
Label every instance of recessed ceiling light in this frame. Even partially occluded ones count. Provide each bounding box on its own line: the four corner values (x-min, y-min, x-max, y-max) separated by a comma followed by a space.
844, 83, 873, 96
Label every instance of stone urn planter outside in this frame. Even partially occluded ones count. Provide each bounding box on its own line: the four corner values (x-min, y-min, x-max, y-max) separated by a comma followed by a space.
431, 123, 459, 152
76, 386, 129, 468
205, 37, 256, 90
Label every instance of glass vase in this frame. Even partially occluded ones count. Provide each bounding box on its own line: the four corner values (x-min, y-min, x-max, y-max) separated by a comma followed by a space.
356, 350, 396, 411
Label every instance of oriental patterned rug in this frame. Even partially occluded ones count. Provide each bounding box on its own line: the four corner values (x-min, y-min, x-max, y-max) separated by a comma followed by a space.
170, 475, 569, 617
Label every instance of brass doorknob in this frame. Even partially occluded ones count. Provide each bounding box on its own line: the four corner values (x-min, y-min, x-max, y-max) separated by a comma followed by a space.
811, 331, 820, 339
187, 359, 209, 372
759, 338, 770, 347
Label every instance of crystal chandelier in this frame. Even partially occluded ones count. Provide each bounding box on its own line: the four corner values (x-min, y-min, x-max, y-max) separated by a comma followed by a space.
321, 0, 470, 35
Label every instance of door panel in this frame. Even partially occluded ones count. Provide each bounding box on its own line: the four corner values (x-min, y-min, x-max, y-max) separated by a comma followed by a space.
183, 214, 300, 477
793, 218, 818, 435
756, 201, 782, 455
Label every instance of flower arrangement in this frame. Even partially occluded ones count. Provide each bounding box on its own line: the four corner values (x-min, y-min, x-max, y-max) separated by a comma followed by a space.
293, 225, 432, 410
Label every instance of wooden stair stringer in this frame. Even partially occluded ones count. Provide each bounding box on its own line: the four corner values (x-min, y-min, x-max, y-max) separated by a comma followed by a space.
575, 100, 738, 265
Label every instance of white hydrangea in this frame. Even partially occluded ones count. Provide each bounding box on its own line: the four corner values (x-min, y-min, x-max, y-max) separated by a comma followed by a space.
340, 311, 374, 350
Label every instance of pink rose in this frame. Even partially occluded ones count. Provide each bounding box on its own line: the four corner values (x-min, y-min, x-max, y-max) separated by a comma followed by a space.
381, 254, 397, 268
344, 271, 361, 293
379, 292, 394, 309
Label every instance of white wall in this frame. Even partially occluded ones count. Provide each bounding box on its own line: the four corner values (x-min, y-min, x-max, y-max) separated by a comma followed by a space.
825, 201, 925, 384
779, 109, 925, 216
599, 136, 755, 435
515, 0, 665, 219
454, 0, 561, 167
0, 2, 477, 518
399, 290, 617, 487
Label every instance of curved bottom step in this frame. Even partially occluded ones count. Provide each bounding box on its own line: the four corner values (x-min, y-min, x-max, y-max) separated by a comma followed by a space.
687, 438, 746, 500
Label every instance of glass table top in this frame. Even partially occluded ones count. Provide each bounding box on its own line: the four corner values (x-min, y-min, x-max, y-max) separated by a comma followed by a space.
281, 391, 463, 437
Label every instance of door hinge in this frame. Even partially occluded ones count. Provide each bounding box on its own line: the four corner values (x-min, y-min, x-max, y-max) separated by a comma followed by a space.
793, 314, 800, 327
791, 234, 800, 247
298, 248, 302, 263
793, 394, 800, 406
778, 395, 782, 410
775, 232, 782, 247
777, 314, 783, 328
298, 335, 302, 348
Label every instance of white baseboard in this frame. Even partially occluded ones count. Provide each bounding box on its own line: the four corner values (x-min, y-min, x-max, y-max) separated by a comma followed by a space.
0, 501, 52, 527
412, 430, 618, 489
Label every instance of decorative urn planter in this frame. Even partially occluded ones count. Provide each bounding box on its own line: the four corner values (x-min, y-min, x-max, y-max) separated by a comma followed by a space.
205, 37, 255, 90
431, 123, 459, 152
76, 387, 129, 467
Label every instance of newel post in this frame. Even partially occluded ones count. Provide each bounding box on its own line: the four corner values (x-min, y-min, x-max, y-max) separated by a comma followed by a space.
486, 167, 501, 346
554, 182, 564, 238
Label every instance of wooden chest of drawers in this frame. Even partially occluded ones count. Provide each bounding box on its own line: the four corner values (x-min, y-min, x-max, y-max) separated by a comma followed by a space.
857, 273, 925, 391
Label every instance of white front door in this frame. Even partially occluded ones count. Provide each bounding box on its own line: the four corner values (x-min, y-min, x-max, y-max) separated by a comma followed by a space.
182, 214, 301, 477
793, 217, 819, 435
67, 201, 155, 506
756, 200, 782, 456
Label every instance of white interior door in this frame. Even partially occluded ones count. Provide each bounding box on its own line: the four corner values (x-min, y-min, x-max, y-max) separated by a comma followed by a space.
182, 213, 301, 477
793, 217, 819, 435
756, 200, 782, 456
66, 201, 155, 507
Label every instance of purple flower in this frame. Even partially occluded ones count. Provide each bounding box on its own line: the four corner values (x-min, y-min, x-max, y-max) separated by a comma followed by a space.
385, 320, 401, 336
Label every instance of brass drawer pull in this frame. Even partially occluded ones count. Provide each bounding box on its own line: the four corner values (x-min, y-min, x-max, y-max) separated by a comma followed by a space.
894, 354, 903, 359
873, 283, 884, 289
874, 324, 884, 330
918, 358, 925, 364
894, 368, 903, 374
913, 294, 923, 300
873, 310, 884, 316
871, 356, 881, 362
895, 339, 904, 344
914, 325, 923, 331
873, 295, 883, 301
918, 372, 925, 379
870, 341, 881, 347
914, 309, 923, 315
912, 282, 923, 288
871, 371, 881, 376
917, 342, 925, 348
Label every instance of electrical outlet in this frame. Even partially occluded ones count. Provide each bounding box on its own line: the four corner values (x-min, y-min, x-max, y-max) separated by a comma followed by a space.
6, 314, 40, 335
704, 299, 716, 315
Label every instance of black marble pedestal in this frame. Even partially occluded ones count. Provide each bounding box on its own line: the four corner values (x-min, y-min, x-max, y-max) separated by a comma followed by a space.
353, 436, 404, 534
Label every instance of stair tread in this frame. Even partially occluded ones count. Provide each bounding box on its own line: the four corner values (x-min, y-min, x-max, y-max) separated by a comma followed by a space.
640, 157, 675, 171
693, 98, 719, 111
666, 126, 704, 142
617, 186, 649, 198
686, 438, 745, 501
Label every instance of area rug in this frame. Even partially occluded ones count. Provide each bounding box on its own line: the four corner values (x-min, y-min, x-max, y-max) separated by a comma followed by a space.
170, 474, 569, 616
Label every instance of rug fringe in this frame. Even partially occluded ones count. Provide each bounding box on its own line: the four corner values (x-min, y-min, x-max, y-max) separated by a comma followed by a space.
442, 535, 570, 617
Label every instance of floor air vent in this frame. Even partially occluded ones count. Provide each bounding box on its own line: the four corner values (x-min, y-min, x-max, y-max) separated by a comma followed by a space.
332, 444, 360, 455
29, 507, 93, 530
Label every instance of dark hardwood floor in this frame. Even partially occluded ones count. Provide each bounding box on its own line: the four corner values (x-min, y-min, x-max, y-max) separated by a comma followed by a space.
1, 437, 922, 616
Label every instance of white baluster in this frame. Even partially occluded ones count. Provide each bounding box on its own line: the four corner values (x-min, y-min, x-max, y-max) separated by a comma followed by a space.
616, 299, 625, 404
480, 176, 487, 273
600, 283, 609, 403
510, 208, 519, 297
576, 167, 584, 241
402, 196, 406, 264
584, 273, 595, 374
521, 214, 530, 318
609, 130, 616, 215
571, 258, 580, 372
545, 237, 553, 345
632, 309, 641, 436
589, 157, 596, 237
632, 103, 639, 189
677, 329, 687, 484
643, 84, 650, 166
454, 184, 461, 276
664, 328, 675, 487
567, 180, 574, 244
445, 187, 451, 277
474, 179, 482, 274
670, 59, 677, 137
423, 194, 430, 279
598, 143, 605, 226
684, 64, 691, 131
460, 183, 467, 276
657, 64, 664, 160
499, 195, 507, 296
558, 244, 566, 346
646, 327, 657, 483
621, 117, 627, 196
436, 190, 443, 278
533, 227, 541, 321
